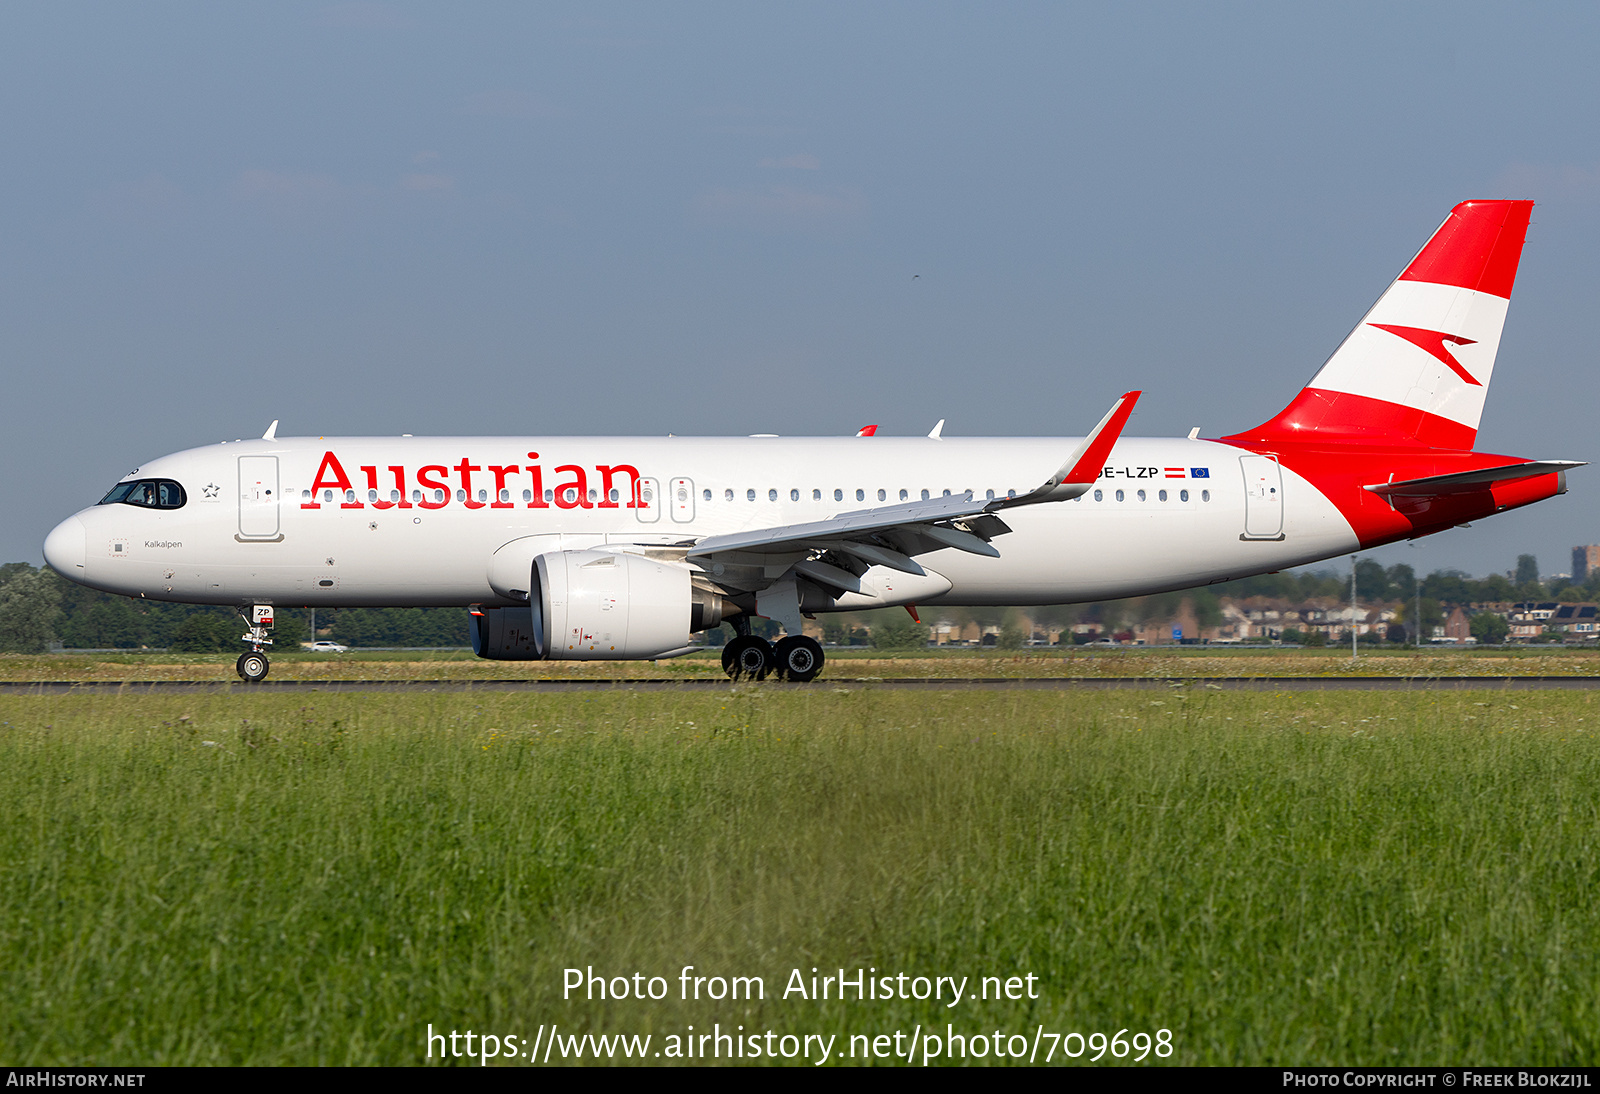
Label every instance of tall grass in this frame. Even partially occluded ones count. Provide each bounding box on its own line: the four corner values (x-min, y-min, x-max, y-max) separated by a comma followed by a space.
2, 688, 1597, 1065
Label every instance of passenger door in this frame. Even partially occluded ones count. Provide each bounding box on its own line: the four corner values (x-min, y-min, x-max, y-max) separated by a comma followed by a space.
238, 456, 281, 539
1240, 455, 1284, 540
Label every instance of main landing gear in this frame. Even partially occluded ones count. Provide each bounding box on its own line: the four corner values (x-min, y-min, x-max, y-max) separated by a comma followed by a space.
236, 605, 274, 683
720, 631, 826, 683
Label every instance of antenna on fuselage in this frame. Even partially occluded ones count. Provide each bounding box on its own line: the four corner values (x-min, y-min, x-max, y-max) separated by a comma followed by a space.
262, 420, 279, 441
928, 419, 945, 440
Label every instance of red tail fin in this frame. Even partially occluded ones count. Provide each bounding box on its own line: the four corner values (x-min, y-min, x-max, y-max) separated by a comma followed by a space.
1226, 200, 1532, 451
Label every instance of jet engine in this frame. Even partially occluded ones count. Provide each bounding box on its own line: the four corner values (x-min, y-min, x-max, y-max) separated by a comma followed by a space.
470, 550, 732, 660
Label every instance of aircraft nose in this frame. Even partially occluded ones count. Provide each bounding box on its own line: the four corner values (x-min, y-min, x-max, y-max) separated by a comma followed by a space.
43, 515, 87, 577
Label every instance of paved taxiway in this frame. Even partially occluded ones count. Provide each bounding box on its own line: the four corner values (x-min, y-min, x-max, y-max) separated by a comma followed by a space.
5, 676, 1600, 694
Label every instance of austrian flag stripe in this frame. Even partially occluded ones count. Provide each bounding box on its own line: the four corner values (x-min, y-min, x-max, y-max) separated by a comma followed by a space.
1164, 468, 1186, 478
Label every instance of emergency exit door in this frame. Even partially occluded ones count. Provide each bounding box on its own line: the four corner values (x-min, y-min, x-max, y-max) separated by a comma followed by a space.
238, 456, 280, 539
1240, 455, 1284, 539
633, 477, 661, 523
670, 477, 695, 522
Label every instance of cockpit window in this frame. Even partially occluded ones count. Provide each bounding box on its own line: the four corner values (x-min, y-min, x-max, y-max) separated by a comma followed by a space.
99, 479, 187, 509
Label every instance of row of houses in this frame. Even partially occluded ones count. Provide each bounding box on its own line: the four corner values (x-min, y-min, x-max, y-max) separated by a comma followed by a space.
856, 599, 1600, 647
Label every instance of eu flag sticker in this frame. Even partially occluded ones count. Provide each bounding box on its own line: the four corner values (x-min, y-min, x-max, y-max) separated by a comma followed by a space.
1190, 467, 1210, 478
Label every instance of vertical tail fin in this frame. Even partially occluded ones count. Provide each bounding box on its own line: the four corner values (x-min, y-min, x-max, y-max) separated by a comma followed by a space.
1226, 200, 1533, 450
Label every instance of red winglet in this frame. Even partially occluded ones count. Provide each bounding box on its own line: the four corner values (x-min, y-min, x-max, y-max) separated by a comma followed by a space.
1063, 391, 1141, 484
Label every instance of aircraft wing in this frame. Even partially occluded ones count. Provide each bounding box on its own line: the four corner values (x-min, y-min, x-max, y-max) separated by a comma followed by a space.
1364, 460, 1584, 497
680, 391, 1142, 582
687, 491, 1001, 561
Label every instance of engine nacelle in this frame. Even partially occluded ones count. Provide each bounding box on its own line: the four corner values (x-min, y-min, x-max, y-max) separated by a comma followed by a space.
471, 550, 730, 661
540, 550, 697, 659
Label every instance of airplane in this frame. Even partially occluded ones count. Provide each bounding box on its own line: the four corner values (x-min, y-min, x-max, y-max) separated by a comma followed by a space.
42, 199, 1580, 683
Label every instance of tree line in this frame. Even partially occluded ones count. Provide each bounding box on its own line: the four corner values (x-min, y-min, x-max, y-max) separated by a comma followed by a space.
0, 563, 467, 653
0, 553, 1587, 653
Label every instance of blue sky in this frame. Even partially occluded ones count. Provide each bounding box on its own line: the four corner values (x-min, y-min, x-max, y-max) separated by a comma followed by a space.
5, 2, 1599, 580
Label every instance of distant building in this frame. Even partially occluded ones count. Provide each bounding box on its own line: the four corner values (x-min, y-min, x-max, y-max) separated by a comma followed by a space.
1550, 604, 1600, 638
1573, 546, 1600, 583
1508, 602, 1559, 640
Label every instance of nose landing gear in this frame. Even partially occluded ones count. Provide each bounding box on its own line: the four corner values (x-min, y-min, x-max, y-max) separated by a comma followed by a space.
237, 605, 274, 683
236, 650, 270, 683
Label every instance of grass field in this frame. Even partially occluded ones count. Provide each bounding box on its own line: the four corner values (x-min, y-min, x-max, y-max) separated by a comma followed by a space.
4, 686, 1598, 1065
6, 644, 1600, 683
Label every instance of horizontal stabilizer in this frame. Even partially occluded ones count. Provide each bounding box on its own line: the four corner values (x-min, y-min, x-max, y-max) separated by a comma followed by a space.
1364, 460, 1584, 497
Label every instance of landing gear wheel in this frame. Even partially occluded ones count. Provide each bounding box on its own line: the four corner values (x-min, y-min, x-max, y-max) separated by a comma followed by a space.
236, 651, 270, 683
774, 635, 825, 682
722, 635, 775, 680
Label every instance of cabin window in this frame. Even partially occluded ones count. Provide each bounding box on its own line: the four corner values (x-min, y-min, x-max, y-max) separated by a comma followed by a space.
1180, 489, 1189, 502
1094, 489, 1103, 501
856, 489, 865, 501
877, 489, 886, 501
791, 488, 800, 501
813, 489, 821, 501
725, 488, 734, 501
345, 489, 357, 504
544, 489, 554, 503
899, 489, 908, 500
411, 490, 422, 503
834, 489, 843, 501
1136, 489, 1146, 502
455, 489, 466, 502
769, 488, 778, 501
747, 489, 756, 502
1115, 489, 1124, 502
479, 489, 488, 503
369, 489, 379, 502
1202, 490, 1210, 502
99, 479, 188, 510
985, 489, 995, 500
921, 489, 930, 500
1007, 489, 1016, 498
521, 489, 532, 502
942, 489, 951, 497
703, 489, 712, 501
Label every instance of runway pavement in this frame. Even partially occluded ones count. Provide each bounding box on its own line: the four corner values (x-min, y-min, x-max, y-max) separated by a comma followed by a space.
5, 676, 1600, 694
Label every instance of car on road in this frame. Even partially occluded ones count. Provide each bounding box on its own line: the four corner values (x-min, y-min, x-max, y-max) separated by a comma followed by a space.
307, 640, 349, 653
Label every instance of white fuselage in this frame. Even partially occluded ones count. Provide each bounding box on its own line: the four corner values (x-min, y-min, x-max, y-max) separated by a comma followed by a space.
45, 434, 1359, 611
